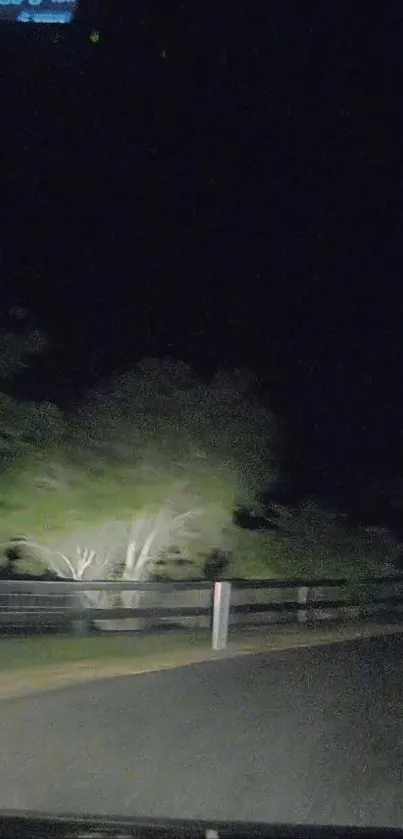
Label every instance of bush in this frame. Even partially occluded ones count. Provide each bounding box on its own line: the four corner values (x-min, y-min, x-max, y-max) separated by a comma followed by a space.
203, 549, 231, 580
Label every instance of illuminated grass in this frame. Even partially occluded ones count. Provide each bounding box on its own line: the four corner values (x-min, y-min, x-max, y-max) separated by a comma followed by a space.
0, 631, 212, 672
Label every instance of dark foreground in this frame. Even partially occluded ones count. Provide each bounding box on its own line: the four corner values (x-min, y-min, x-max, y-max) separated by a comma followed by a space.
0, 636, 402, 827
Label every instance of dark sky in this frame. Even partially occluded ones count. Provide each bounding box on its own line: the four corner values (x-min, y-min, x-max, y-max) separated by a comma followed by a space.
1, 2, 403, 526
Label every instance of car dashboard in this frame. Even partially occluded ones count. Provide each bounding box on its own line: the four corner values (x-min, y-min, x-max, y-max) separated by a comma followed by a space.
0, 813, 402, 839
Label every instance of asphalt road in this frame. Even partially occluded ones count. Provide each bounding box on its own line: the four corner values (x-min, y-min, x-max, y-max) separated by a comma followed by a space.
0, 635, 402, 827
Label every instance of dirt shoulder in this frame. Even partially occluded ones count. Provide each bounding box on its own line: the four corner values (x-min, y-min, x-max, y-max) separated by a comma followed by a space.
0, 621, 402, 701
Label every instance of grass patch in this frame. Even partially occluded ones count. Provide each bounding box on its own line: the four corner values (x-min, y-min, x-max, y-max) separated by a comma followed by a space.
0, 630, 212, 672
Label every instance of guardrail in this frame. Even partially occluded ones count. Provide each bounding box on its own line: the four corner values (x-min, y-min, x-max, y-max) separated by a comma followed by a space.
0, 575, 403, 649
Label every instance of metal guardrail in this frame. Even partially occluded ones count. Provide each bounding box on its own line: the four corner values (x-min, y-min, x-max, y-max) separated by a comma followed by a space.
0, 576, 402, 649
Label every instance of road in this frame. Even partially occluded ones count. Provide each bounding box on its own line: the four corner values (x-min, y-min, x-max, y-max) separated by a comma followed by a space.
0, 635, 402, 827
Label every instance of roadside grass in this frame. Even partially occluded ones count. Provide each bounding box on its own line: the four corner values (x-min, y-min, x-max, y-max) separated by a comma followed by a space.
0, 630, 212, 672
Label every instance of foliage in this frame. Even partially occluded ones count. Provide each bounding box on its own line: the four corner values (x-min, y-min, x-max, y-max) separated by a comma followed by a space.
0, 310, 62, 478
0, 307, 45, 382
52, 359, 276, 573
203, 548, 232, 581
1, 322, 398, 583
234, 496, 401, 580
68, 360, 274, 495
0, 354, 276, 585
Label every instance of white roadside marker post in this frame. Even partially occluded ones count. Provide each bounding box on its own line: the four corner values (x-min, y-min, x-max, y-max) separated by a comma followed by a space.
212, 581, 231, 650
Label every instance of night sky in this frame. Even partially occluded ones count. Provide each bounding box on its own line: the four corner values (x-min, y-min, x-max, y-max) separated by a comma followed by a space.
1, 2, 403, 530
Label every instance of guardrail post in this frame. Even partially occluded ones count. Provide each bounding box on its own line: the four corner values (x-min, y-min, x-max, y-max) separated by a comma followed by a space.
297, 586, 309, 623
212, 581, 231, 650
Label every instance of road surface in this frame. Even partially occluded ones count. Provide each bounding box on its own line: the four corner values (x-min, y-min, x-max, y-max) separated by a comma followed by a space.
0, 635, 402, 827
